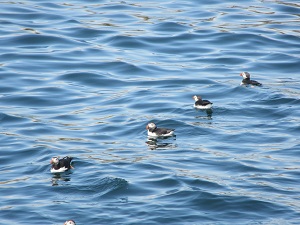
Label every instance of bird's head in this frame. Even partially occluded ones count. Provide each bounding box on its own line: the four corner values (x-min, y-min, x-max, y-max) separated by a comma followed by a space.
50, 157, 59, 165
146, 122, 157, 132
240, 72, 250, 79
64, 220, 76, 225
193, 95, 202, 101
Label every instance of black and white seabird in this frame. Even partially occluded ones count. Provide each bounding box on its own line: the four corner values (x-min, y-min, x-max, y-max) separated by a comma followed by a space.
240, 72, 262, 86
50, 156, 73, 173
64, 220, 76, 225
193, 95, 213, 109
146, 122, 175, 137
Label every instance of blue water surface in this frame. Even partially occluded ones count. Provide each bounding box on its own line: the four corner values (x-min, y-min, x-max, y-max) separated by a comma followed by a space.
0, 0, 300, 224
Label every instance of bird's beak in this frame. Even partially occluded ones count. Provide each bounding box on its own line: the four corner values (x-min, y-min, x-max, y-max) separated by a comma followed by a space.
240, 73, 243, 76
146, 125, 149, 130
50, 159, 53, 164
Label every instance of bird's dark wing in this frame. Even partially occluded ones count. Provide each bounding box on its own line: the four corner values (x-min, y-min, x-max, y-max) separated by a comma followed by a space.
242, 79, 251, 84
202, 100, 212, 105
196, 100, 212, 106
155, 127, 174, 135
250, 80, 262, 86
60, 157, 73, 169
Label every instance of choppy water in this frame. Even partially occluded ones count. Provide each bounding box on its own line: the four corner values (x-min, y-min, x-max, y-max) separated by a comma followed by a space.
0, 0, 300, 224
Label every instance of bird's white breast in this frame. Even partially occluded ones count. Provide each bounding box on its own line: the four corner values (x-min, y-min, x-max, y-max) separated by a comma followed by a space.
194, 103, 212, 109
148, 130, 174, 137
50, 167, 68, 173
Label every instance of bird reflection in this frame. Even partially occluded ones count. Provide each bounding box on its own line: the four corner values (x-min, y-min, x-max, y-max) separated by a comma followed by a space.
51, 172, 72, 186
146, 136, 177, 150
194, 108, 213, 119
206, 109, 213, 118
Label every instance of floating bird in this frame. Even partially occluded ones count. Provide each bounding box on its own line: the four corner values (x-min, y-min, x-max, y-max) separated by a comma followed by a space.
64, 220, 76, 225
50, 156, 73, 173
146, 122, 175, 137
240, 72, 262, 86
193, 95, 213, 109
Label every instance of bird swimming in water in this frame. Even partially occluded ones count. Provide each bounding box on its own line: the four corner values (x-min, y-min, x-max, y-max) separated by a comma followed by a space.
193, 95, 213, 109
146, 122, 175, 138
50, 156, 73, 173
240, 72, 262, 86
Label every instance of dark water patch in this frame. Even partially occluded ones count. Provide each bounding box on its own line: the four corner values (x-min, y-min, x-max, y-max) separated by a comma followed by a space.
102, 13, 138, 25
37, 2, 66, 9
260, 52, 299, 62
151, 21, 190, 33
56, 19, 82, 27
98, 2, 140, 11
254, 94, 298, 106
182, 9, 217, 20
52, 61, 151, 76
58, 72, 126, 87
277, 34, 300, 45
0, 51, 92, 64
1, 5, 38, 13
0, 11, 66, 22
196, 56, 248, 65
1, 93, 75, 108
276, 4, 300, 14
0, 113, 28, 125
155, 188, 293, 222
62, 27, 115, 39
137, 77, 217, 88
17, 124, 64, 138
108, 35, 148, 49
183, 176, 229, 192
268, 144, 300, 158
51, 175, 128, 200
56, 47, 113, 60
2, 34, 79, 48
141, 34, 194, 45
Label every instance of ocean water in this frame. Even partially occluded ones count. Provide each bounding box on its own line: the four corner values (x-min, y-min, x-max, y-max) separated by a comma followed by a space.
0, 0, 300, 224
